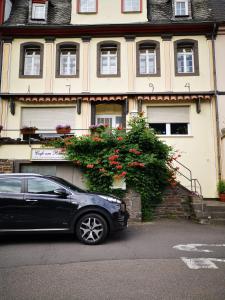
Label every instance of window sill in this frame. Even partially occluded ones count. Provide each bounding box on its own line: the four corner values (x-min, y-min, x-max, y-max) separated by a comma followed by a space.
157, 135, 193, 138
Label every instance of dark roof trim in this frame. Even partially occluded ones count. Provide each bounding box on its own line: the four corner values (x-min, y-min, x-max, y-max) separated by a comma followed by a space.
0, 22, 214, 38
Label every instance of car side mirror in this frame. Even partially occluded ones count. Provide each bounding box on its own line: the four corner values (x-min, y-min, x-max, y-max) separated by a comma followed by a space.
54, 188, 69, 196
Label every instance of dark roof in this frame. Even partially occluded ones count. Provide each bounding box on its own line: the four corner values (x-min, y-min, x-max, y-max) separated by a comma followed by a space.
4, 0, 225, 26
5, 0, 71, 25
208, 0, 225, 22
147, 0, 213, 23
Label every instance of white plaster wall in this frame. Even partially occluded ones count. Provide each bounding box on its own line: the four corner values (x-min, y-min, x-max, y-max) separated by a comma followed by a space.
142, 101, 218, 198
71, 0, 148, 25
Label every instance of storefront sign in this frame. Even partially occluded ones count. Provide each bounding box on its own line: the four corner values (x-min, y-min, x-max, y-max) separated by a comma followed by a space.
31, 148, 67, 161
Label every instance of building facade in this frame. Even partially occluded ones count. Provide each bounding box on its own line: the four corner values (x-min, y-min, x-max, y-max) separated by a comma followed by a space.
0, 0, 223, 198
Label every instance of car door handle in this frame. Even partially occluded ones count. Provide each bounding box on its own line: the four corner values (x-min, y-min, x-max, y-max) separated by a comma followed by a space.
25, 199, 38, 202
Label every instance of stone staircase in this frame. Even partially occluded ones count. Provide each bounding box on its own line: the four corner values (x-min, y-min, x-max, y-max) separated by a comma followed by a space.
205, 200, 225, 225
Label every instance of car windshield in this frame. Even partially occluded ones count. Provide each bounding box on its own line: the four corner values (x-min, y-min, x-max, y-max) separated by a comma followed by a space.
47, 176, 86, 193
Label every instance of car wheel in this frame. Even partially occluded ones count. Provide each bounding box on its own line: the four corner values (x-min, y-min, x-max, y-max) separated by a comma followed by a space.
76, 213, 109, 245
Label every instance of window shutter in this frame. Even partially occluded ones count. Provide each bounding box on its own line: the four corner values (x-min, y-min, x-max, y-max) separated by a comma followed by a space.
147, 106, 190, 123
21, 107, 76, 130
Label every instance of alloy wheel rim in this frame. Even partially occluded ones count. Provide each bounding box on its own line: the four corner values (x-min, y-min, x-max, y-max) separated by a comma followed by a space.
80, 217, 104, 242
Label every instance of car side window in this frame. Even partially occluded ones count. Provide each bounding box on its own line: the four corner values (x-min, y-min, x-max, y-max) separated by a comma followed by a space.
27, 178, 61, 194
0, 178, 22, 193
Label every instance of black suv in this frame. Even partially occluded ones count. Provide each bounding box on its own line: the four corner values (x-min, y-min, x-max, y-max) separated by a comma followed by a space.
0, 174, 129, 245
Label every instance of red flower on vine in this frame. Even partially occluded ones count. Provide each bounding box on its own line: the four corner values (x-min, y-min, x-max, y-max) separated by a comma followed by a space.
116, 165, 122, 170
109, 155, 119, 161
117, 137, 123, 141
117, 127, 123, 130
87, 164, 94, 169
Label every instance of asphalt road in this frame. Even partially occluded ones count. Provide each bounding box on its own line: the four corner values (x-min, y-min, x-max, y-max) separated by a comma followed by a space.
0, 220, 225, 300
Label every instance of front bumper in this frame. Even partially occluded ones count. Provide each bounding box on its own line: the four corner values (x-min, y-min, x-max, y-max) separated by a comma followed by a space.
111, 211, 129, 232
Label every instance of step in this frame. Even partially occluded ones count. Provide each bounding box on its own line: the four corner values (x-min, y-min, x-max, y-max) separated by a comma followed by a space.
208, 212, 225, 218
209, 218, 225, 225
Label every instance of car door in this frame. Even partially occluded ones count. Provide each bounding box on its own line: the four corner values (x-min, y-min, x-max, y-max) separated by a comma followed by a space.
23, 177, 78, 229
0, 177, 25, 229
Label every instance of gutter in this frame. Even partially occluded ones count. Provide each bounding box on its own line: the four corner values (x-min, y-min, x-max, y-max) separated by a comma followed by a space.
212, 22, 222, 180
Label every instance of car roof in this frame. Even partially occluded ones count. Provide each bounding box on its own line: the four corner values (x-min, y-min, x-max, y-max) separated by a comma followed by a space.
0, 173, 42, 177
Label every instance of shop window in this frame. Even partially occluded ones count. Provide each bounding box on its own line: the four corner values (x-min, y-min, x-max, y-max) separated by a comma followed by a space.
148, 106, 190, 136
174, 39, 199, 76
122, 0, 141, 13
137, 41, 160, 77
78, 0, 97, 13
97, 42, 120, 77
56, 43, 79, 77
19, 42, 44, 78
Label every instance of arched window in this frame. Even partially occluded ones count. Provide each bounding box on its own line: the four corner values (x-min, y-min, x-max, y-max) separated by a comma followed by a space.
174, 39, 199, 76
19, 42, 44, 78
56, 43, 79, 77
97, 41, 120, 77
136, 41, 160, 77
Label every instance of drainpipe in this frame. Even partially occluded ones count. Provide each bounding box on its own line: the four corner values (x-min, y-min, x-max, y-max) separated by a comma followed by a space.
212, 22, 222, 180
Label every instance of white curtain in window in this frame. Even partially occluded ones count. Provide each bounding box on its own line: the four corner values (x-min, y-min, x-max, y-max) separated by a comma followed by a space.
60, 50, 76, 75
80, 0, 96, 12
124, 0, 140, 11
147, 106, 190, 123
32, 4, 46, 19
24, 49, 40, 76
139, 49, 156, 74
21, 107, 76, 130
101, 50, 117, 74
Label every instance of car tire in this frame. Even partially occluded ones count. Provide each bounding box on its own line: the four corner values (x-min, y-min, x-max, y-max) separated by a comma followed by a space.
76, 213, 109, 245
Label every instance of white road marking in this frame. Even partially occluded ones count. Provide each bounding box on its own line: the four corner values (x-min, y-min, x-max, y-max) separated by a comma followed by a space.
181, 258, 225, 270
173, 244, 225, 253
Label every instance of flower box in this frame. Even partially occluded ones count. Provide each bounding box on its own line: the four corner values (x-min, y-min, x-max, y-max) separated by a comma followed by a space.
20, 127, 37, 135
56, 125, 71, 134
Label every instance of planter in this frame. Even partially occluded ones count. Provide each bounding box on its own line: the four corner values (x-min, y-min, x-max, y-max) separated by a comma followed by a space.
20, 128, 37, 135
112, 177, 126, 190
219, 193, 225, 202
56, 128, 71, 134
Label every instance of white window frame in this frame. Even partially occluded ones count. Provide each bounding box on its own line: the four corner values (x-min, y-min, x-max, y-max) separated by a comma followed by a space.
32, 3, 46, 20
60, 49, 76, 76
122, 0, 141, 12
150, 123, 191, 136
175, 0, 189, 16
96, 115, 122, 128
177, 48, 194, 73
139, 48, 156, 75
24, 48, 41, 76
79, 0, 97, 13
100, 48, 117, 75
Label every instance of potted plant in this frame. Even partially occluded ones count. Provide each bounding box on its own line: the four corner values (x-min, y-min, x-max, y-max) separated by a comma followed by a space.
217, 179, 225, 202
89, 124, 108, 135
20, 126, 38, 135
56, 125, 71, 134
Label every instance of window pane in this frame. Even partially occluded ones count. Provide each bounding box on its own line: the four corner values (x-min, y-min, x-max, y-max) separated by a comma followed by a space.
149, 123, 166, 135
60, 49, 76, 76
171, 123, 188, 135
124, 0, 140, 12
0, 178, 22, 193
28, 178, 60, 194
175, 1, 187, 16
32, 4, 46, 19
24, 48, 40, 76
100, 49, 117, 75
139, 49, 156, 74
80, 0, 96, 12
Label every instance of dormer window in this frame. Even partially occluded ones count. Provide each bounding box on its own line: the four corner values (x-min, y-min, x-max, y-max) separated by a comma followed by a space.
175, 0, 189, 16
122, 0, 142, 13
32, 4, 45, 20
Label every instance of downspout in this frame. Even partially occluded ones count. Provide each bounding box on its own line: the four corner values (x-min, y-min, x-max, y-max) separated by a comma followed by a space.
212, 22, 222, 180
